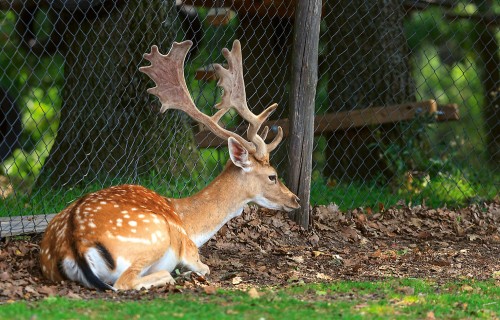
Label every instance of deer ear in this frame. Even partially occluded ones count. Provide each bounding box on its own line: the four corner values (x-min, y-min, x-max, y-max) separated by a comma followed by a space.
228, 137, 252, 171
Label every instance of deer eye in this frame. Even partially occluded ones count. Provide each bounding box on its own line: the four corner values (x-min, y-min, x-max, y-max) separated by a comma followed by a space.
268, 175, 277, 183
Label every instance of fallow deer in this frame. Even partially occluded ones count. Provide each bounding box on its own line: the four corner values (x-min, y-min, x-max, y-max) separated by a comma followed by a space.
39, 40, 300, 291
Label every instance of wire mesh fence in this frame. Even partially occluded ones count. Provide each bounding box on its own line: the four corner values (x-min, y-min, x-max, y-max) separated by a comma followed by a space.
0, 0, 498, 235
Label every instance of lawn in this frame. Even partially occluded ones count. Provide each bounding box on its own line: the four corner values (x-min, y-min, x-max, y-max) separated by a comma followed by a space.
0, 279, 499, 319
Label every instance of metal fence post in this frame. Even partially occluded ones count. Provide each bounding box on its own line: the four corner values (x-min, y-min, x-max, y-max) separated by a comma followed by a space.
287, 0, 322, 229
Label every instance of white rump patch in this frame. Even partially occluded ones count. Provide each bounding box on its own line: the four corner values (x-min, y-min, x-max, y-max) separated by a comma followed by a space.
62, 257, 92, 288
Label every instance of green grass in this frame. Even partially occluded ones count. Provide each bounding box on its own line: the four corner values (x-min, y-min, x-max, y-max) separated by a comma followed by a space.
309, 170, 499, 210
0, 279, 499, 319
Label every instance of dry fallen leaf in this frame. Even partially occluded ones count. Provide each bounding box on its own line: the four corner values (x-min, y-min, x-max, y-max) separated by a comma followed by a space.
247, 287, 260, 299
309, 234, 320, 246
426, 311, 436, 320
315, 273, 332, 280
461, 285, 474, 292
312, 251, 328, 257
289, 256, 304, 263
203, 285, 217, 295
232, 277, 243, 285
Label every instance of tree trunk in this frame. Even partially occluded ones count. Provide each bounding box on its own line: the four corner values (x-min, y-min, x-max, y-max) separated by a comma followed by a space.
477, 0, 500, 169
324, 0, 415, 181
39, 1, 197, 187
287, 0, 322, 229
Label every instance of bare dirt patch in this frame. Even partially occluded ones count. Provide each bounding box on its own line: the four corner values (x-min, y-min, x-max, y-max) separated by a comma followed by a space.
1, 201, 499, 302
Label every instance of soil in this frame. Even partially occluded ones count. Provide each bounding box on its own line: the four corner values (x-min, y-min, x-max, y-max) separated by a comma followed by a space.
1, 201, 499, 302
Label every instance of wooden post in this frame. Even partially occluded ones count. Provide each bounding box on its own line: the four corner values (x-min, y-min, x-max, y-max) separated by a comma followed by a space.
286, 0, 322, 229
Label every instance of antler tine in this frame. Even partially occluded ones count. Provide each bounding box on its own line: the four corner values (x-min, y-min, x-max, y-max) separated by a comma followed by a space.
214, 40, 283, 160
260, 126, 269, 140
266, 126, 283, 153
139, 40, 256, 153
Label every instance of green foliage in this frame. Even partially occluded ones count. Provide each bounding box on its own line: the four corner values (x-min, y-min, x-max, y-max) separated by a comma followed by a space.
0, 10, 62, 185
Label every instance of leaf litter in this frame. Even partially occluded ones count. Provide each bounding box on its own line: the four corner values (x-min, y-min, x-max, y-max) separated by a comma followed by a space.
0, 200, 499, 302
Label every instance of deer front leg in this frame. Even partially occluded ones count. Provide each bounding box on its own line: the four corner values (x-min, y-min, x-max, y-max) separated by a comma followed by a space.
180, 240, 210, 276
114, 267, 175, 290
113, 253, 177, 290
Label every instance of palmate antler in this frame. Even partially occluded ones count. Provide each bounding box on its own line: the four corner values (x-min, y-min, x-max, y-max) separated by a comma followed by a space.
139, 40, 283, 161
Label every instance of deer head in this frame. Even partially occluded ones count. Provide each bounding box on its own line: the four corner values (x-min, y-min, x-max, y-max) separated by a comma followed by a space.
139, 40, 300, 214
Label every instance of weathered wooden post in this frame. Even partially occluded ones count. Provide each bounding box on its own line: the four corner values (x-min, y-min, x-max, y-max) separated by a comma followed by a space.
287, 0, 322, 229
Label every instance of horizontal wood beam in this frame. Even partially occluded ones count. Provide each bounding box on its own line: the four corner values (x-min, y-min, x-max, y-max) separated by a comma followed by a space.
437, 103, 459, 121
195, 100, 460, 148
0, 213, 56, 237
182, 0, 295, 19
444, 12, 500, 27
403, 0, 457, 12
195, 64, 227, 81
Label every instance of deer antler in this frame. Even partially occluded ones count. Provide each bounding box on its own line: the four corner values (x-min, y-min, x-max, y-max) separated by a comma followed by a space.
140, 40, 283, 161
213, 40, 283, 159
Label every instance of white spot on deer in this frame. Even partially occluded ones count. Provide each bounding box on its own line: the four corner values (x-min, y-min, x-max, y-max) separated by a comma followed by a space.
88, 222, 97, 228
132, 208, 138, 211
80, 225, 86, 230
153, 218, 161, 225
131, 229, 137, 233
116, 235, 151, 245
116, 218, 123, 227
121, 210, 128, 214
138, 214, 145, 218
155, 230, 165, 240
128, 221, 137, 227
151, 233, 158, 244
100, 201, 107, 205
56, 228, 65, 239
124, 215, 130, 219
114, 204, 119, 208
143, 219, 150, 223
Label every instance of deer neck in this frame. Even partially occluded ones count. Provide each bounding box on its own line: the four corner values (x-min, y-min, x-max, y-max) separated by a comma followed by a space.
169, 162, 250, 247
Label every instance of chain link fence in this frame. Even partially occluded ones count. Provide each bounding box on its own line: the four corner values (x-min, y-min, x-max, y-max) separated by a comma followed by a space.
0, 0, 498, 235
